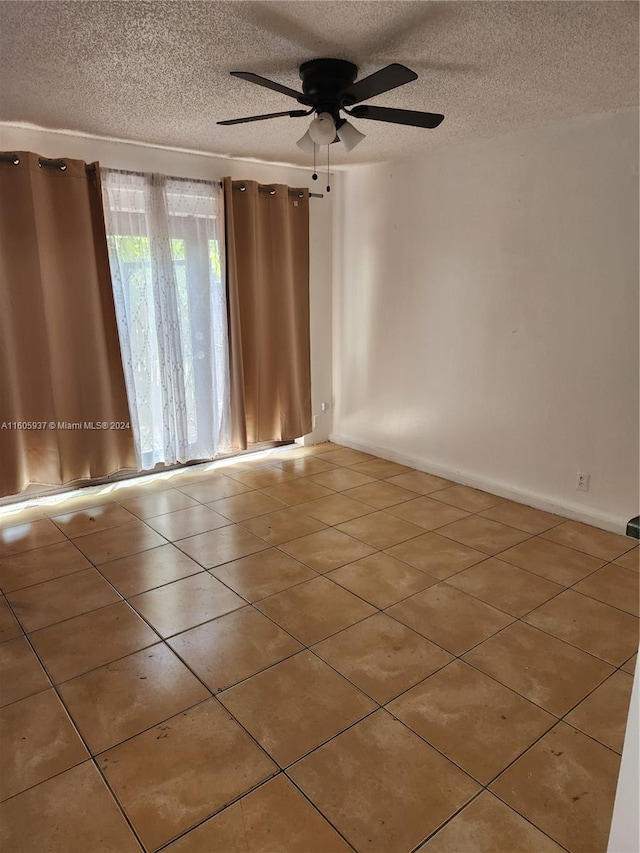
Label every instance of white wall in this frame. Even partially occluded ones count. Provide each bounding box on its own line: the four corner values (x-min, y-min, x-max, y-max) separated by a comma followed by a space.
608, 661, 639, 853
0, 123, 335, 444
333, 110, 639, 532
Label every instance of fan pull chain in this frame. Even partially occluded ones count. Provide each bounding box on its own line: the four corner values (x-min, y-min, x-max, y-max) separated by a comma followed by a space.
312, 143, 318, 181
326, 143, 331, 193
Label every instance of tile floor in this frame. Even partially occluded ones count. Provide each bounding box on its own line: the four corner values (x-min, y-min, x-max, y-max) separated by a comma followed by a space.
0, 442, 637, 853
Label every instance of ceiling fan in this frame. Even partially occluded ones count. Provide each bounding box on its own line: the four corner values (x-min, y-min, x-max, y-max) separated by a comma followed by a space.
218, 59, 444, 153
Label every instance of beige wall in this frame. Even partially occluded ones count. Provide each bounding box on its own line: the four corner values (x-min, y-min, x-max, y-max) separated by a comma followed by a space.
333, 110, 639, 531
0, 123, 335, 444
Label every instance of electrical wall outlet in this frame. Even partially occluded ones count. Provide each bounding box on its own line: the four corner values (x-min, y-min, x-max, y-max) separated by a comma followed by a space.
321, 401, 330, 413
576, 472, 590, 492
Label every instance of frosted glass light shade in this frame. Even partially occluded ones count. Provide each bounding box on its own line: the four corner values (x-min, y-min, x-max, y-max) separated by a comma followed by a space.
308, 112, 336, 145
296, 129, 316, 153
337, 120, 366, 152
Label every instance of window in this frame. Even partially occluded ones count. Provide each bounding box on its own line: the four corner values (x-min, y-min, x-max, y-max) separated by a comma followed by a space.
102, 170, 230, 469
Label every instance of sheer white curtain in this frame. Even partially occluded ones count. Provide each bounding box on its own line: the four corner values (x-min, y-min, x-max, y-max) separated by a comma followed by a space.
101, 170, 230, 469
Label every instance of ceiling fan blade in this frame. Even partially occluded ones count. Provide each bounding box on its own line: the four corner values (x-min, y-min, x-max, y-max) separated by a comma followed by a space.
341, 63, 417, 105
218, 110, 309, 126
230, 71, 303, 101
216, 110, 313, 124
349, 105, 444, 129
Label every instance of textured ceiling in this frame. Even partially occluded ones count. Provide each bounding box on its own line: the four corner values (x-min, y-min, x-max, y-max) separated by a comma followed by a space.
0, 1, 637, 166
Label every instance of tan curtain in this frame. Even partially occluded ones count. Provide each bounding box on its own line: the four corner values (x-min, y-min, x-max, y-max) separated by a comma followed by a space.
224, 177, 312, 449
0, 152, 136, 497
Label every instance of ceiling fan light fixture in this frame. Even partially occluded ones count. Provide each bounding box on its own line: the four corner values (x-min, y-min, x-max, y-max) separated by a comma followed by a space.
337, 120, 366, 152
308, 112, 336, 145
296, 129, 316, 154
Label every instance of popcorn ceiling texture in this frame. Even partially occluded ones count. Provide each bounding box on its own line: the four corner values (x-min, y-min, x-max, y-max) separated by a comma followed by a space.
0, 1, 637, 166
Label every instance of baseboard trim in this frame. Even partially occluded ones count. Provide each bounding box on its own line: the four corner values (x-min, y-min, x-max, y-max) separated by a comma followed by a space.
330, 432, 629, 535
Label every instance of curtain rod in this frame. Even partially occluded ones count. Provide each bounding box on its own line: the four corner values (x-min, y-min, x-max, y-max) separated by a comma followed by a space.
0, 154, 323, 198
225, 180, 323, 199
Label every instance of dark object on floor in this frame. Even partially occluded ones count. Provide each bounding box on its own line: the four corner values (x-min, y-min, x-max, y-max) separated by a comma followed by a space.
626, 516, 639, 539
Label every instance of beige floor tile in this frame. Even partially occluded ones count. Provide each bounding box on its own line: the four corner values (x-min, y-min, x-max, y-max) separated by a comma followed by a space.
431, 485, 503, 513
226, 467, 299, 489
98, 698, 276, 852
307, 468, 376, 492
541, 521, 637, 561
0, 540, 90, 593
59, 644, 209, 754
222, 457, 282, 474
386, 496, 469, 530
73, 520, 166, 564
145, 505, 231, 540
0, 505, 45, 530
296, 493, 373, 525
613, 545, 639, 572
389, 660, 555, 784
0, 517, 66, 558
272, 442, 339, 461
240, 507, 327, 546
386, 532, 486, 579
349, 459, 413, 479
490, 723, 620, 853
337, 510, 425, 549
0, 761, 141, 853
387, 584, 513, 655
447, 558, 563, 616
259, 479, 334, 506
279, 528, 375, 573
130, 573, 244, 638
30, 600, 158, 683
169, 606, 301, 693
289, 709, 479, 853
622, 652, 637, 674
565, 671, 634, 753
342, 480, 417, 509
219, 650, 374, 766
40, 490, 114, 517
178, 475, 252, 503
319, 449, 375, 467
0, 688, 88, 801
118, 487, 200, 519
384, 470, 453, 495
175, 524, 269, 569
417, 791, 565, 852
523, 589, 639, 665
479, 501, 564, 534
163, 774, 352, 852
50, 503, 136, 538
328, 552, 437, 608
0, 597, 22, 643
464, 621, 613, 716
209, 490, 287, 521
7, 568, 121, 633
314, 613, 452, 704
572, 564, 639, 616
211, 548, 315, 602
97, 543, 204, 598
499, 537, 605, 586
437, 516, 530, 555
0, 636, 50, 707
274, 456, 339, 476
255, 576, 375, 645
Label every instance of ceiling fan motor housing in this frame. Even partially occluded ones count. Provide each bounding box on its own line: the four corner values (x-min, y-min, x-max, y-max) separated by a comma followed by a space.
299, 58, 359, 118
